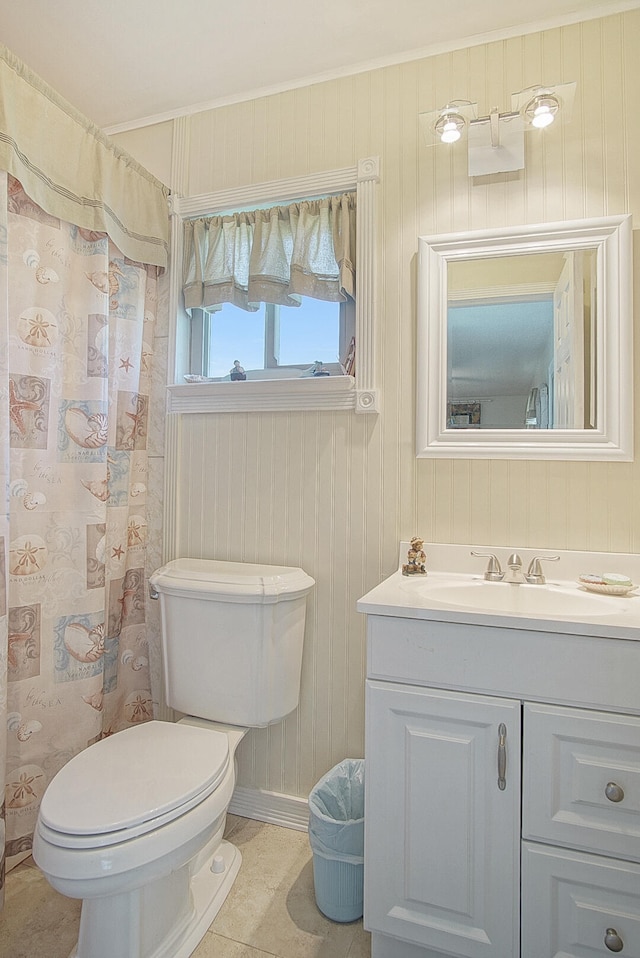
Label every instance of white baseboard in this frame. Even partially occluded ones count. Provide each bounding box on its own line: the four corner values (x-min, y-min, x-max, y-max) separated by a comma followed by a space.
229, 785, 309, 832
152, 710, 310, 832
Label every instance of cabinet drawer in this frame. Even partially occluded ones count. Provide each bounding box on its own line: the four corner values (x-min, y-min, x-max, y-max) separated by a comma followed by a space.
523, 703, 640, 861
522, 841, 640, 958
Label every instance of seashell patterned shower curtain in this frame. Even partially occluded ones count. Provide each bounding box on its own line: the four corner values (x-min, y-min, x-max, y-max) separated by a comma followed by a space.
0, 172, 156, 898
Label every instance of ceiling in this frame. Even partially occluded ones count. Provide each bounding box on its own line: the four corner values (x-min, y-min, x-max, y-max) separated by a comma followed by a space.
3, 0, 636, 131
448, 300, 554, 400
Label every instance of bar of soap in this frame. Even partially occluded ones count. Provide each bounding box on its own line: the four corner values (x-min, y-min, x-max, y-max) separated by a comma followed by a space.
578, 573, 606, 585
602, 573, 633, 587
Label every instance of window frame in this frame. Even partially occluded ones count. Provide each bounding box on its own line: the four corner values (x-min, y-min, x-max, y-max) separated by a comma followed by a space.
167, 158, 380, 414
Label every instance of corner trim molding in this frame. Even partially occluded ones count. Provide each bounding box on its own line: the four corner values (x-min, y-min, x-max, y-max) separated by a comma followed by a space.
162, 413, 181, 561
356, 389, 380, 414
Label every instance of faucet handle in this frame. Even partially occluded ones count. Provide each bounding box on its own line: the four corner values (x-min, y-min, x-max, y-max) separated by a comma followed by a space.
526, 555, 560, 585
471, 552, 504, 581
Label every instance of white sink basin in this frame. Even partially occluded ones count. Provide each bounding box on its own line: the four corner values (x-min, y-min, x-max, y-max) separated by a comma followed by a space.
358, 543, 640, 637
420, 580, 630, 617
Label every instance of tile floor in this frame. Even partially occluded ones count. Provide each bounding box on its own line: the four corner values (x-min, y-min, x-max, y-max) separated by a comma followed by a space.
0, 815, 371, 958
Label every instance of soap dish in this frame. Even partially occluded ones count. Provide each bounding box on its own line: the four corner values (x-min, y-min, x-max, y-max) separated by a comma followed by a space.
577, 580, 637, 596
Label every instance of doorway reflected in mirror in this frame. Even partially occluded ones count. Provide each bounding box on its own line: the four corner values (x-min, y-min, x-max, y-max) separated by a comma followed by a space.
446, 249, 596, 430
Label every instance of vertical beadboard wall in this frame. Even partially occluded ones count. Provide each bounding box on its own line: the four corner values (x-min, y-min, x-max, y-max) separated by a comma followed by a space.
114, 11, 640, 799
178, 411, 383, 796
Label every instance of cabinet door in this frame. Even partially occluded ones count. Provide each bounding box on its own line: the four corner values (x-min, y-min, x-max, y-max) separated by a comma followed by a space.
364, 681, 521, 958
522, 841, 640, 957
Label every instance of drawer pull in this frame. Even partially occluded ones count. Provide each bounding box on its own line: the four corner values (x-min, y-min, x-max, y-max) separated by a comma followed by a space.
605, 781, 625, 803
497, 723, 507, 790
604, 928, 624, 952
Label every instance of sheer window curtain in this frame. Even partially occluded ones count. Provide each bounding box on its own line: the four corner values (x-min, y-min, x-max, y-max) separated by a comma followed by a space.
182, 192, 356, 312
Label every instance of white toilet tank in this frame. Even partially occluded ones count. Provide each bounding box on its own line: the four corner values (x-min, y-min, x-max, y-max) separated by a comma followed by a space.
149, 558, 315, 727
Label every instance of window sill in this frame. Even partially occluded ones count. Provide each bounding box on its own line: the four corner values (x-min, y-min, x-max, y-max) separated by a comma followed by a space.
167, 376, 378, 414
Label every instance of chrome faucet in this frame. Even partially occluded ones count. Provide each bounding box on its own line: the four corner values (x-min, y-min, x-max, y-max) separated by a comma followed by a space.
504, 553, 526, 584
471, 551, 561, 584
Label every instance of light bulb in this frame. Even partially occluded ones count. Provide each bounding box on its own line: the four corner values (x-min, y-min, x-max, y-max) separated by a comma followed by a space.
531, 105, 555, 128
524, 93, 560, 128
434, 110, 465, 144
440, 120, 461, 143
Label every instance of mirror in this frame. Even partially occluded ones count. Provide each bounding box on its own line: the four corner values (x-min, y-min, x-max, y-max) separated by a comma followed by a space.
417, 216, 633, 460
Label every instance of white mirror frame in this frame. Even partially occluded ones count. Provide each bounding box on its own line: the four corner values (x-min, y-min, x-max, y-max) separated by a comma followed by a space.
417, 215, 633, 460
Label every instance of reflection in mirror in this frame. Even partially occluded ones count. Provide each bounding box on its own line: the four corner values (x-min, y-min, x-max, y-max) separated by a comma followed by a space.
417, 216, 633, 460
446, 248, 597, 430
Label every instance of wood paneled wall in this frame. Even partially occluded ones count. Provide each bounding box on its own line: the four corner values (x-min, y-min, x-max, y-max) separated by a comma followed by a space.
114, 11, 640, 797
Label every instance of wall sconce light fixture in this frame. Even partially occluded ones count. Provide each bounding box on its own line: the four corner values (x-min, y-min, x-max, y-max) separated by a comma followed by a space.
420, 81, 576, 176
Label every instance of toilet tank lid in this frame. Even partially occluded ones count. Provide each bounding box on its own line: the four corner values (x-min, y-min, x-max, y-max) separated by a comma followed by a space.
150, 558, 315, 600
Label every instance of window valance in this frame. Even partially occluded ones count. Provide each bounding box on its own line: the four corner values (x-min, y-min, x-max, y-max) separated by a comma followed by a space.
0, 44, 169, 268
182, 192, 356, 312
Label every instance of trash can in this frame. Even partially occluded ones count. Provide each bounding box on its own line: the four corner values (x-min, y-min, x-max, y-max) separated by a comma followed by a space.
308, 758, 365, 922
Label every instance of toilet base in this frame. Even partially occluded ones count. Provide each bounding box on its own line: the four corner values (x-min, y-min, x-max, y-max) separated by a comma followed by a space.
68, 839, 241, 958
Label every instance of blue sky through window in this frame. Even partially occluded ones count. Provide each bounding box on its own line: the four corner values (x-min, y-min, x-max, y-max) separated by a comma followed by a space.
278, 300, 340, 365
209, 304, 265, 376
207, 298, 340, 377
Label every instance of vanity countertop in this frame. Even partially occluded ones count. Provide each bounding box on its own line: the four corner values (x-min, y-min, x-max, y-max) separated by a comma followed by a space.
357, 542, 640, 641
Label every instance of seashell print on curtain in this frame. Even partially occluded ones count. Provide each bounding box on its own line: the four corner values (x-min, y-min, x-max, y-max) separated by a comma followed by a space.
0, 174, 156, 895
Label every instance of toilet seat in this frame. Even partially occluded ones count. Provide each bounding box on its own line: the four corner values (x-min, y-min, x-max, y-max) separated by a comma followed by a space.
38, 721, 229, 849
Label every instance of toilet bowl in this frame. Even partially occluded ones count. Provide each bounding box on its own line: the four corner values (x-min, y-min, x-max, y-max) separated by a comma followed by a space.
34, 719, 245, 958
33, 558, 314, 958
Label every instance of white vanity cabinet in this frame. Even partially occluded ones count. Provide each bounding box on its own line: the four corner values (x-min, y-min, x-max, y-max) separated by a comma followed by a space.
361, 609, 640, 958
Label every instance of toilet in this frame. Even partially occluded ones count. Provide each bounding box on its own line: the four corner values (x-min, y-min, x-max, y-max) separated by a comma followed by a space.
33, 558, 314, 958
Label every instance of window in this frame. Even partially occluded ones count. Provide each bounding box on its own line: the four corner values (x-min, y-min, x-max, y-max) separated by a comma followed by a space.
168, 158, 380, 413
191, 298, 353, 381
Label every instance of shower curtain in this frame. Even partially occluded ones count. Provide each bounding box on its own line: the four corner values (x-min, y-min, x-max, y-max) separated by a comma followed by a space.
0, 172, 160, 893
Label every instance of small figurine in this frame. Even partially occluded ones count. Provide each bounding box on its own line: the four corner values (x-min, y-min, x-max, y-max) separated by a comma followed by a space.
230, 360, 246, 381
402, 536, 427, 576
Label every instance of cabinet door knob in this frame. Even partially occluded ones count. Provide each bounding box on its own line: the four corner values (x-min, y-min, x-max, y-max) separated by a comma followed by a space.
604, 927, 624, 952
605, 781, 625, 803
